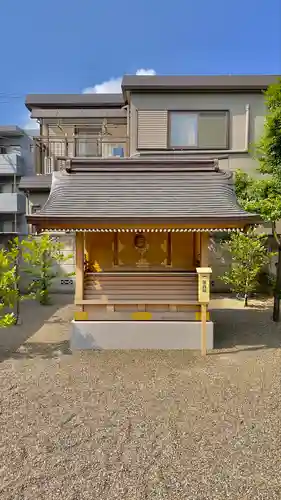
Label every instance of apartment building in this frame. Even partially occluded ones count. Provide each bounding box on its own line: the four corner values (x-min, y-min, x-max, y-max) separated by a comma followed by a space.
0, 126, 34, 243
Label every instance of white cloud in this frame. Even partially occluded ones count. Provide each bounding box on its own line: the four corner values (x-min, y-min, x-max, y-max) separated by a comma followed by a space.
135, 69, 156, 76
83, 77, 122, 94
82, 68, 156, 94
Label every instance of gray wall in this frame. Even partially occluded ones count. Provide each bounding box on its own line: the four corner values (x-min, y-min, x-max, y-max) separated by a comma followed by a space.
129, 92, 266, 175
26, 191, 49, 215
0, 193, 26, 213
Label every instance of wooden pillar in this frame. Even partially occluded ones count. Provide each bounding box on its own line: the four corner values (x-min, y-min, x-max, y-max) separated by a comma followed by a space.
75, 232, 84, 302
200, 233, 209, 267
194, 233, 201, 266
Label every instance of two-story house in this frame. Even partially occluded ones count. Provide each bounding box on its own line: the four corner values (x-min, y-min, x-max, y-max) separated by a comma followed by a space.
21, 75, 278, 350
0, 125, 34, 244
124, 75, 269, 171
21, 75, 277, 206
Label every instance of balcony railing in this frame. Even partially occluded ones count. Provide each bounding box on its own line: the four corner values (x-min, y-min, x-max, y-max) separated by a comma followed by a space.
34, 135, 129, 174
0, 153, 24, 176
0, 193, 26, 214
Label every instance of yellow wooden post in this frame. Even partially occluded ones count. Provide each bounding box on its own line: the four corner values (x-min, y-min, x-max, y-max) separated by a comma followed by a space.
201, 303, 207, 356
75, 232, 84, 303
196, 266, 212, 356
199, 232, 210, 356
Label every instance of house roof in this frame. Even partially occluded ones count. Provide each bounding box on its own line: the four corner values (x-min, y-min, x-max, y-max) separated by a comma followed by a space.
122, 75, 280, 94
27, 159, 260, 228
19, 175, 52, 191
25, 75, 280, 112
0, 125, 25, 137
25, 94, 124, 111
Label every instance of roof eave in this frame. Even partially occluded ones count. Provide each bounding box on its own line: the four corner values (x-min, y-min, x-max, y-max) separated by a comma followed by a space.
121, 75, 279, 95
27, 214, 262, 228
25, 94, 124, 111
0, 125, 25, 137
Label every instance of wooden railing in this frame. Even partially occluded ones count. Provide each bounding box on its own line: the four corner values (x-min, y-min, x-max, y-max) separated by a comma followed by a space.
33, 135, 129, 174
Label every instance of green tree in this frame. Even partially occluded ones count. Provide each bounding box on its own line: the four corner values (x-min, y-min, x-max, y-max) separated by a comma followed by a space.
257, 79, 281, 176
221, 230, 274, 307
235, 170, 281, 226
21, 234, 72, 305
0, 238, 21, 327
234, 79, 281, 320
256, 78, 281, 320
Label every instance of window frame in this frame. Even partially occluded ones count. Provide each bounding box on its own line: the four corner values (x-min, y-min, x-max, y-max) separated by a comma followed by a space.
74, 126, 101, 157
168, 110, 230, 150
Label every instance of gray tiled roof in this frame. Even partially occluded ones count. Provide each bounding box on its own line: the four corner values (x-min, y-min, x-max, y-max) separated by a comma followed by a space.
33, 163, 258, 223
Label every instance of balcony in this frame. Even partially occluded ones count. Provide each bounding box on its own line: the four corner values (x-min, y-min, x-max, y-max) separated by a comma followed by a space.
0, 193, 26, 214
34, 135, 129, 174
0, 153, 24, 176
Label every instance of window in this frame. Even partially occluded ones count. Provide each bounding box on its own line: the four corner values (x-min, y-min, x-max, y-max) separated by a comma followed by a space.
75, 128, 100, 157
169, 111, 229, 149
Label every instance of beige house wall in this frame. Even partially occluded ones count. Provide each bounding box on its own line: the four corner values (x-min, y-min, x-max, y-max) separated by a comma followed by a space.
129, 91, 266, 175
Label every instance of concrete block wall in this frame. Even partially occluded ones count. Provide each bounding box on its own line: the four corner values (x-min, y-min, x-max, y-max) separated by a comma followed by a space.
20, 233, 75, 294
209, 237, 232, 292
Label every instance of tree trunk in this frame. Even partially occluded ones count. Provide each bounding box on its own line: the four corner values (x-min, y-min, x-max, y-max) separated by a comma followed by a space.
14, 257, 20, 325
273, 245, 281, 322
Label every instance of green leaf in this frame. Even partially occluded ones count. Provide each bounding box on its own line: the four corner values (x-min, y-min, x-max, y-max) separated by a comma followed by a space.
220, 229, 272, 304
21, 234, 72, 305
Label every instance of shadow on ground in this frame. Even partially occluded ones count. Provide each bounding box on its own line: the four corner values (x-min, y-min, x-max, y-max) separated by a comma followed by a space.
0, 294, 74, 362
1, 340, 72, 361
212, 300, 281, 351
1, 294, 281, 362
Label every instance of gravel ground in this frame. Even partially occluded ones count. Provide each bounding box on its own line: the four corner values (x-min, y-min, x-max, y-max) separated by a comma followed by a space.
0, 296, 281, 499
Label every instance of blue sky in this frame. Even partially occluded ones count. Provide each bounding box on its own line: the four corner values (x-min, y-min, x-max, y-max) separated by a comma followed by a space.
0, 0, 280, 128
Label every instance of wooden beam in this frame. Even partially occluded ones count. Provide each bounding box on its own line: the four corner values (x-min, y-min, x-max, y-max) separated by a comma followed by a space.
75, 232, 84, 301
75, 299, 199, 305
32, 221, 247, 230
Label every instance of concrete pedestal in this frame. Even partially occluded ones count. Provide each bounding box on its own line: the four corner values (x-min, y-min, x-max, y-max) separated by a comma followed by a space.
70, 320, 214, 350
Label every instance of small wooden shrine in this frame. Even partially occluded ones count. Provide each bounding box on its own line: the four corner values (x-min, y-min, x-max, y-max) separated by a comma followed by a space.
28, 158, 259, 350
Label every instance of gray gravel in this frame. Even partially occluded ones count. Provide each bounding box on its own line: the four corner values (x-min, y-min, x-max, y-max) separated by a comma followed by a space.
0, 296, 281, 499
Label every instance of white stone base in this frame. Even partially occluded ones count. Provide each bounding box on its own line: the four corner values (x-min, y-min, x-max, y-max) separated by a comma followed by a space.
70, 321, 214, 350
